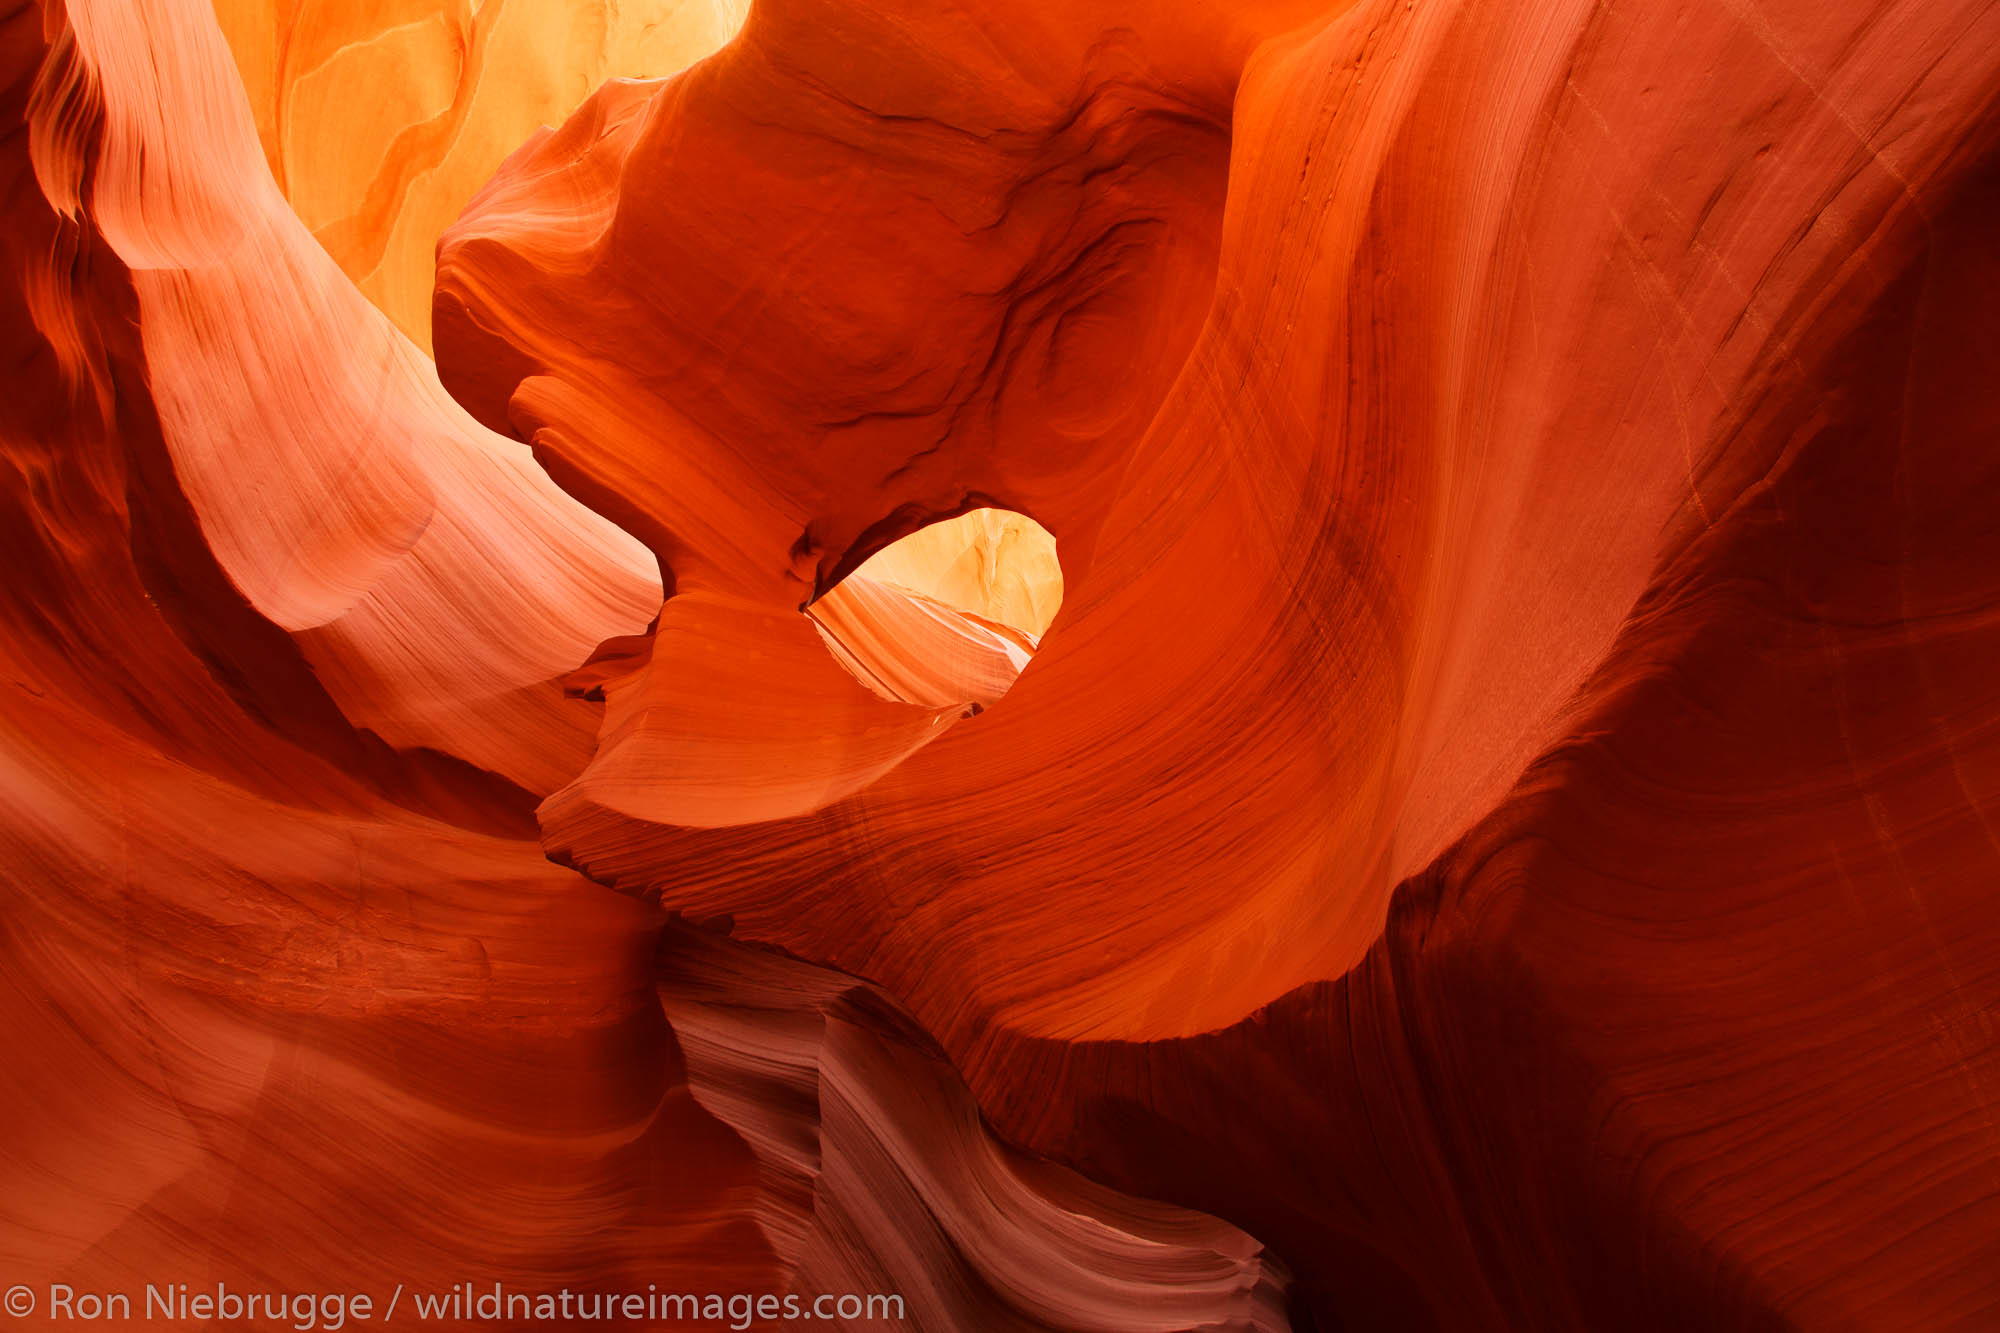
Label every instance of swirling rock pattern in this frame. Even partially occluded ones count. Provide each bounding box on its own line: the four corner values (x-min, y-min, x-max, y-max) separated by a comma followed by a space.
441, 0, 2000, 1326
0, 0, 1295, 1327
658, 930, 1291, 1331
4, 0, 1998, 1326
443, 0, 2000, 1047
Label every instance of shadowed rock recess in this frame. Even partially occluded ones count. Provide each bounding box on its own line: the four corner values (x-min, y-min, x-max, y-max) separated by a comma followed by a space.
2, 0, 1996, 1326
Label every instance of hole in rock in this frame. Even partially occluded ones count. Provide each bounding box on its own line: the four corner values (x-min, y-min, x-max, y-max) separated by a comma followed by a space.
805, 509, 1062, 714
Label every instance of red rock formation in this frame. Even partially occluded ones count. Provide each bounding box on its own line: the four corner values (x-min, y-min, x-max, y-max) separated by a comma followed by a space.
438, 0, 2000, 1326
3, 11, 761, 1316
0, 0, 1297, 1326
1004, 151, 2000, 1330
444, 0, 2000, 1046
5, 0, 1999, 1324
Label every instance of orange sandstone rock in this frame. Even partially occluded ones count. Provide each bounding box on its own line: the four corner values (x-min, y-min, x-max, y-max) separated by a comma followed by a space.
211, 0, 747, 348
5, 0, 2000, 1325
0, 2, 1299, 1327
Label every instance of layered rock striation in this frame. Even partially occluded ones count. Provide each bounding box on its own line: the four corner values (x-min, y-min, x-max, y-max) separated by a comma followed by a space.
3, 0, 1998, 1326
0, 0, 1293, 1325
438, 0, 2000, 1326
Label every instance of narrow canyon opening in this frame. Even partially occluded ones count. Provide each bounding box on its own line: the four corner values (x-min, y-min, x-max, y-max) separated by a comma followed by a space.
804, 508, 1062, 714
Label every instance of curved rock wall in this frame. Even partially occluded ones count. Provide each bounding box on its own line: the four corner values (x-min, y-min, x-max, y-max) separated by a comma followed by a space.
0, 0, 1292, 1326
212, 0, 747, 348
4, 0, 1998, 1326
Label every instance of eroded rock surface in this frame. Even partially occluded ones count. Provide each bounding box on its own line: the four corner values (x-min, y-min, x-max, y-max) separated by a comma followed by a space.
5, 0, 1999, 1326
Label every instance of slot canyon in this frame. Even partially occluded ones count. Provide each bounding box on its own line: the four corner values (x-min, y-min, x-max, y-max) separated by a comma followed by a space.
1, 0, 1997, 1326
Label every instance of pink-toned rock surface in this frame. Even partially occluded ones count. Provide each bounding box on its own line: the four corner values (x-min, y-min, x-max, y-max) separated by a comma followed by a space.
39, 0, 667, 795
658, 930, 1290, 1331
